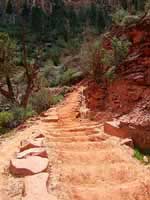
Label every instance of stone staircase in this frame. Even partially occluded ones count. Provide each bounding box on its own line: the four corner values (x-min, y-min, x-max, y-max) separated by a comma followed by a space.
3, 85, 150, 200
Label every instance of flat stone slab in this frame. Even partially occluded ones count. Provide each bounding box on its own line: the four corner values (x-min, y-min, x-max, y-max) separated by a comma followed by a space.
22, 173, 57, 200
17, 148, 48, 159
10, 156, 48, 176
20, 138, 44, 152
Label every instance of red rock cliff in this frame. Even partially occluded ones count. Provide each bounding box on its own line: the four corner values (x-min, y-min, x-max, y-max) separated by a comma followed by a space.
85, 15, 150, 150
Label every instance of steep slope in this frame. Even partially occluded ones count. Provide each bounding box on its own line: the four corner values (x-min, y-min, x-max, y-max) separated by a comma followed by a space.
85, 15, 150, 150
0, 84, 150, 199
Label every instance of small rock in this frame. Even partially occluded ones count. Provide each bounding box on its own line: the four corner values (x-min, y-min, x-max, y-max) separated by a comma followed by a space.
10, 156, 48, 176
143, 156, 149, 163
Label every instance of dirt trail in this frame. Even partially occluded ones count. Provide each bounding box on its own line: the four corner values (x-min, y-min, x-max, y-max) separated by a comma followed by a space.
0, 85, 150, 200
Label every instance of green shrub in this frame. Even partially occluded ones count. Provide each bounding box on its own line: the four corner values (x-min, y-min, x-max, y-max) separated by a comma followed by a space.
60, 68, 77, 85
43, 65, 52, 80
104, 66, 116, 81
67, 38, 81, 53
49, 46, 61, 66
11, 106, 36, 123
0, 106, 36, 134
112, 37, 131, 66
50, 94, 64, 105
100, 37, 131, 81
0, 111, 14, 127
30, 88, 52, 113
0, 111, 14, 134
134, 148, 143, 161
112, 9, 129, 25
101, 48, 114, 67
145, 0, 150, 13
122, 15, 140, 26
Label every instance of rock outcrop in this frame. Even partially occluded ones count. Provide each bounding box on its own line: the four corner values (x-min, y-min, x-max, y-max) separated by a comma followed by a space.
85, 15, 150, 151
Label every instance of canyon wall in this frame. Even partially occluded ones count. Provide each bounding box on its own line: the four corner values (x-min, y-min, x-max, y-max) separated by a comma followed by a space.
85, 15, 150, 150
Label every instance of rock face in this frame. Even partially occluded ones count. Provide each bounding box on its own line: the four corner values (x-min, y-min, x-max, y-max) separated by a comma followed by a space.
108, 16, 150, 115
85, 16, 150, 150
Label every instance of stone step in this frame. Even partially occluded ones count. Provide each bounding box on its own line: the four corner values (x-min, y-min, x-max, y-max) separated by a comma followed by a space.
59, 125, 101, 132
57, 181, 149, 200
55, 124, 100, 130
10, 156, 49, 176
57, 163, 141, 185
23, 173, 57, 200
47, 133, 108, 143
42, 116, 59, 123
48, 141, 117, 151
56, 148, 132, 165
47, 130, 100, 137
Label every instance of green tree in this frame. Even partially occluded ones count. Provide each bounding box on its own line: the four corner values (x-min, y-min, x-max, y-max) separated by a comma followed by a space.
51, 0, 68, 40
68, 6, 80, 36
89, 3, 97, 26
31, 6, 46, 33
6, 0, 13, 15
132, 0, 146, 11
78, 6, 88, 27
0, 33, 17, 103
120, 0, 128, 10
0, 32, 39, 107
21, 1, 30, 22
96, 7, 106, 33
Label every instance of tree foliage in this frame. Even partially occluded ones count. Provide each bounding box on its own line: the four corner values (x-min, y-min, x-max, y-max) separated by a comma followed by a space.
6, 0, 13, 15
0, 32, 39, 107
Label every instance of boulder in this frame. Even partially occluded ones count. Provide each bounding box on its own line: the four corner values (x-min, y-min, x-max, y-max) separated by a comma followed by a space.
10, 156, 48, 176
